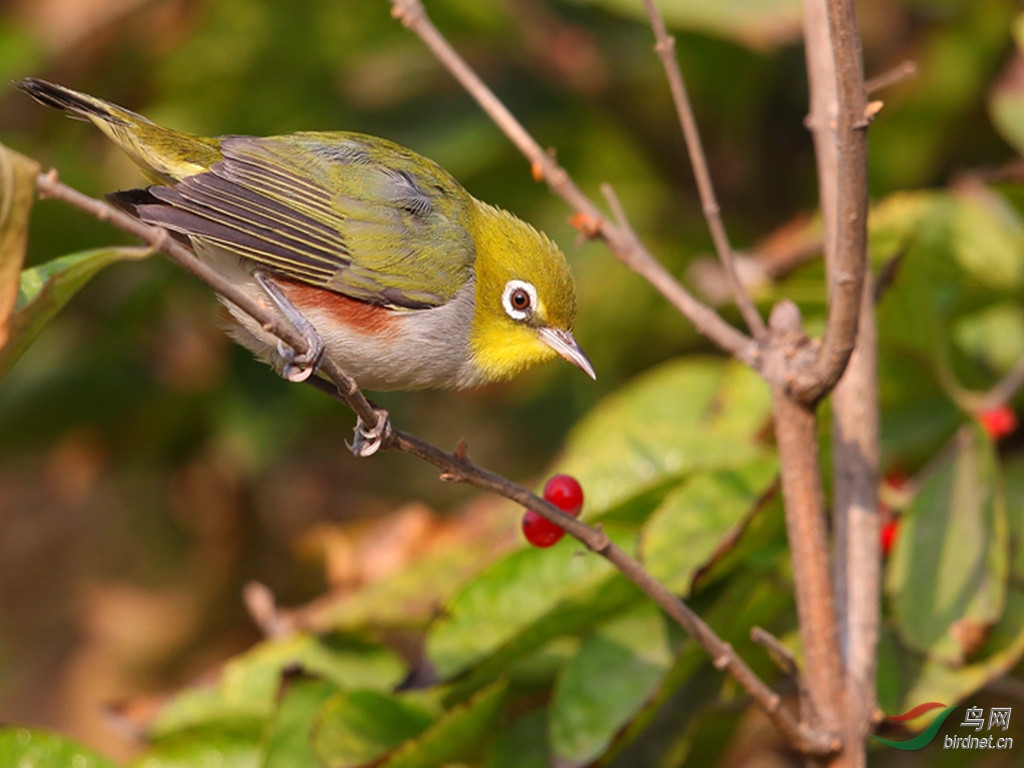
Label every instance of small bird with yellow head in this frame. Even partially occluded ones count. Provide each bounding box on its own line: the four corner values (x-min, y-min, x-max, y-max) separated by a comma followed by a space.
16, 78, 594, 452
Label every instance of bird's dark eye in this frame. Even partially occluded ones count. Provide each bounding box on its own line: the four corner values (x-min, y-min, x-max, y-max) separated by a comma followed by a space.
502, 279, 538, 321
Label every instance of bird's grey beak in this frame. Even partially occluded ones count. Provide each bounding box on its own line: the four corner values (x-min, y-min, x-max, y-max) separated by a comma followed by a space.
538, 327, 596, 380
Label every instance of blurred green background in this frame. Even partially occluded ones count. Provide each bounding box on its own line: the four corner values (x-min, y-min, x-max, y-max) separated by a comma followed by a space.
1, 0, 1023, 763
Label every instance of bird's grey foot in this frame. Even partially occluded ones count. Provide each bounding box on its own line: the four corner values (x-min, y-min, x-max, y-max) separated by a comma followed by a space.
349, 408, 391, 457
254, 271, 325, 382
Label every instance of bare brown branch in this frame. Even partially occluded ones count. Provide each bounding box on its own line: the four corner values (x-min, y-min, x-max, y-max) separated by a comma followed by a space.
35, 170, 836, 758
831, 274, 880, 768
388, 428, 837, 756
388, 0, 761, 371
802, 0, 839, 269
803, 1, 880, 763
639, 0, 767, 340
798, 4, 875, 766
791, 0, 870, 403
766, 303, 845, 751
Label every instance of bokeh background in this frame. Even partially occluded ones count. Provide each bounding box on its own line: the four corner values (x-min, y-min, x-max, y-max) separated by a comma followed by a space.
1, 0, 1022, 763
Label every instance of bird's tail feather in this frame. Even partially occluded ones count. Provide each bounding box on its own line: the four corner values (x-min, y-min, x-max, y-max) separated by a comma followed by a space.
14, 77, 221, 184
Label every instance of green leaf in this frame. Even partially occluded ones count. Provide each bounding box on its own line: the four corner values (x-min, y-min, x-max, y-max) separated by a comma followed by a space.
878, 586, 1024, 726
0, 728, 118, 768
641, 458, 778, 595
425, 525, 638, 680
874, 194, 959, 366
642, 700, 743, 768
953, 302, 1024, 374
567, 0, 802, 50
483, 710, 549, 768
310, 535, 504, 633
549, 605, 673, 765
382, 680, 506, 768
312, 690, 435, 767
313, 681, 507, 768
887, 424, 1009, 663
151, 634, 405, 737
0, 142, 39, 371
557, 359, 772, 519
260, 675, 339, 768
949, 188, 1024, 291
874, 189, 1024, 379
597, 569, 792, 764
989, 46, 1024, 156
447, 574, 643, 705
0, 246, 153, 380
130, 722, 264, 768
686, 493, 788, 593
1004, 455, 1024, 582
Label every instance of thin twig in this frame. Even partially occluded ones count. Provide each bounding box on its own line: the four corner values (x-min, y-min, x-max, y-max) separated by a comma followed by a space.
802, 0, 839, 273
791, 0, 870, 403
243, 581, 294, 638
600, 182, 638, 240
388, 428, 837, 756
980, 354, 1024, 410
34, 170, 837, 758
872, 244, 908, 305
639, 0, 767, 341
865, 60, 917, 94
388, 0, 761, 371
943, 351, 1024, 413
750, 626, 800, 679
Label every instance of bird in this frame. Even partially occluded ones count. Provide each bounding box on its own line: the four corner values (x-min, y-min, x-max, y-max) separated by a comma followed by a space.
16, 78, 594, 453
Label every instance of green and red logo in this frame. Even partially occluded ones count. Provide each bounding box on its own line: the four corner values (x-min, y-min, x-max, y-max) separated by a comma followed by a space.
870, 702, 958, 750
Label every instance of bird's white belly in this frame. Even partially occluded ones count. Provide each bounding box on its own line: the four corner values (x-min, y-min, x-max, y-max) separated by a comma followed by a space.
213, 266, 481, 391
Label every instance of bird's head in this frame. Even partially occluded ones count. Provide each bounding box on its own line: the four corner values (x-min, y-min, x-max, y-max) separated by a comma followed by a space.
468, 203, 595, 384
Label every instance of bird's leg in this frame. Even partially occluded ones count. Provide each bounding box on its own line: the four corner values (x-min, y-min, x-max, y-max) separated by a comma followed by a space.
253, 270, 325, 382
349, 407, 392, 457
302, 377, 391, 458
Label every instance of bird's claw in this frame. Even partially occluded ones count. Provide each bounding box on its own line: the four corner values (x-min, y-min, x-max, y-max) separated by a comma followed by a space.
349, 408, 391, 457
254, 270, 325, 383
276, 338, 324, 382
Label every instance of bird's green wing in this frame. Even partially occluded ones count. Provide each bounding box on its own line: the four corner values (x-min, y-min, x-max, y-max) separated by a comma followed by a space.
131, 133, 477, 308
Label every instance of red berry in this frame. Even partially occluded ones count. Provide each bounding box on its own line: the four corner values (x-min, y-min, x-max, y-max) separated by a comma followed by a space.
543, 474, 584, 516
880, 519, 899, 557
522, 474, 585, 548
978, 406, 1017, 439
522, 510, 565, 548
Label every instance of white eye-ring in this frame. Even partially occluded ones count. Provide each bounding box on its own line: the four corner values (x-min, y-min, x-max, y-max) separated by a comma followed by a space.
502, 279, 538, 321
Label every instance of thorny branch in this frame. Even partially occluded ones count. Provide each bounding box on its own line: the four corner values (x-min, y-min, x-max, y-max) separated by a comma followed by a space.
33, 170, 838, 758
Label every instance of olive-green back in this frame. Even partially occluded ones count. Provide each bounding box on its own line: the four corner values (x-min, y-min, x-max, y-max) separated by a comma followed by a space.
138, 132, 478, 308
